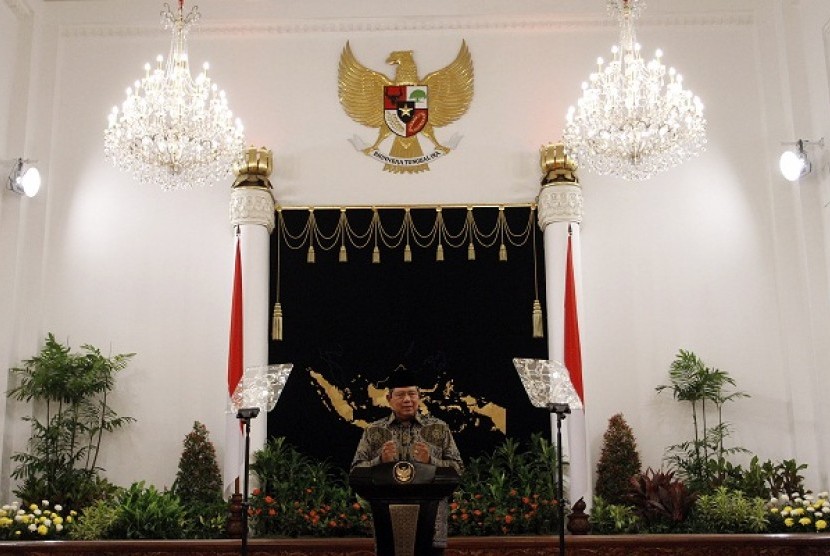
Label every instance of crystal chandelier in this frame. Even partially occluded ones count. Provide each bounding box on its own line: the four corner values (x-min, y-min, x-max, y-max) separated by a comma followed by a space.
562, 0, 706, 181
104, 1, 245, 191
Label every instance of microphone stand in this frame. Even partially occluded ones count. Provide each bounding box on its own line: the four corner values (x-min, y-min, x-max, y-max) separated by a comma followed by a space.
236, 407, 260, 556
548, 402, 570, 556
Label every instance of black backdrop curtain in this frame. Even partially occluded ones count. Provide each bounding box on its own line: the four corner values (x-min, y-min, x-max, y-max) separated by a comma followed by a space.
267, 206, 550, 472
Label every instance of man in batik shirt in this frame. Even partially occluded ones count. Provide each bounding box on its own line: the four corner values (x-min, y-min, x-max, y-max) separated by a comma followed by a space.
351, 366, 463, 556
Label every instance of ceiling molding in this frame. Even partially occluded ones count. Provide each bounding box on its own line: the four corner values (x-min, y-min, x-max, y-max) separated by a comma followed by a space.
59, 11, 755, 39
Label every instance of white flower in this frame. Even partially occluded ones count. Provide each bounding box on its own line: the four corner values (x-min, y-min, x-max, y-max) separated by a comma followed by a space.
16, 509, 24, 515
55, 524, 63, 532
54, 504, 62, 512
33, 509, 41, 516
805, 494, 815, 502
43, 519, 52, 527
27, 524, 36, 532
41, 500, 49, 508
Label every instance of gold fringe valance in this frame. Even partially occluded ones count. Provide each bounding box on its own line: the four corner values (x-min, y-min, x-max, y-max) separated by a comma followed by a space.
271, 204, 544, 341
276, 204, 537, 262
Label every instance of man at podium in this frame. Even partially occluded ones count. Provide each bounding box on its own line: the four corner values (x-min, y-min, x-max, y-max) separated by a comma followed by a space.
351, 366, 463, 556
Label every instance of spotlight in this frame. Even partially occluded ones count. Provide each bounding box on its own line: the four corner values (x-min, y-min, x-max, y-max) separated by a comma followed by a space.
7, 158, 41, 197
779, 138, 823, 182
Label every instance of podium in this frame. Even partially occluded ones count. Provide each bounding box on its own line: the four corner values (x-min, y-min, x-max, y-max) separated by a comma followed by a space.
349, 462, 460, 556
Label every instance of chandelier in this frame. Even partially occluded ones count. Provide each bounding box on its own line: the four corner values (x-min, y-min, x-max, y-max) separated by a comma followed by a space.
104, 1, 245, 191
562, 0, 706, 181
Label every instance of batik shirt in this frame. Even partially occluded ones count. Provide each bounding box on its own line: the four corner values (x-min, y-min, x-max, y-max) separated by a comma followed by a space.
351, 413, 463, 547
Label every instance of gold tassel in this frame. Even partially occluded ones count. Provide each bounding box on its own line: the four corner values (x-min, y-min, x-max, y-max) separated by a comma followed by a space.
436, 244, 444, 262
467, 242, 475, 261
404, 244, 412, 262
272, 302, 284, 341
499, 243, 507, 261
372, 246, 380, 264
339, 245, 347, 263
532, 299, 544, 338
307, 245, 315, 264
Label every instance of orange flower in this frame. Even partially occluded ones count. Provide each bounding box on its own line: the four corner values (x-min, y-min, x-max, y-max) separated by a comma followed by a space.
352, 502, 362, 511
264, 496, 274, 504
268, 508, 276, 516
473, 509, 482, 516
504, 514, 514, 524
450, 502, 459, 511
252, 488, 261, 496
522, 496, 530, 505
474, 494, 483, 500
509, 489, 517, 496
328, 520, 337, 528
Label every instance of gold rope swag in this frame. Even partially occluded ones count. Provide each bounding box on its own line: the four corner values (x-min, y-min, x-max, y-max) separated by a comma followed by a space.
271, 203, 544, 341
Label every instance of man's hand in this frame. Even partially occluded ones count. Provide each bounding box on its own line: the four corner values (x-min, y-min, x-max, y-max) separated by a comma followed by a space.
380, 440, 398, 463
413, 441, 431, 464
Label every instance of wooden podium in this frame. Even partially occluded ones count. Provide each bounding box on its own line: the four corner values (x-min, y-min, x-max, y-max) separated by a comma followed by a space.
349, 462, 460, 556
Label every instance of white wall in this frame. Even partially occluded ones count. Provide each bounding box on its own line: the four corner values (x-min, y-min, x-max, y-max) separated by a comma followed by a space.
2, 0, 829, 498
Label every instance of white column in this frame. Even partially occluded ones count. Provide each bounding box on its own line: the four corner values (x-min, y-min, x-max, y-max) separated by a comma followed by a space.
229, 149, 275, 467
536, 143, 591, 508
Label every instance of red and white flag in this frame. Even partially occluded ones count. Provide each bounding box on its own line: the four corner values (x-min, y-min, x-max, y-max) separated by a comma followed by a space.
563, 225, 588, 506
564, 231, 584, 402
223, 237, 244, 495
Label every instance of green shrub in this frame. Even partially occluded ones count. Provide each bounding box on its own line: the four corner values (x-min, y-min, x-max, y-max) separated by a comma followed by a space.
589, 496, 641, 534
595, 414, 642, 505
8, 333, 134, 509
448, 435, 562, 536
656, 349, 749, 494
692, 487, 767, 533
171, 422, 226, 538
108, 482, 186, 539
249, 437, 370, 537
70, 498, 121, 540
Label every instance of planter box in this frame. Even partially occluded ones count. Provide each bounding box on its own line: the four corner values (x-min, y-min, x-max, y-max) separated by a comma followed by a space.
3, 535, 830, 555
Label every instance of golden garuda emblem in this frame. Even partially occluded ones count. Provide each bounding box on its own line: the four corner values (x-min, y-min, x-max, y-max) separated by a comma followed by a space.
338, 41, 474, 174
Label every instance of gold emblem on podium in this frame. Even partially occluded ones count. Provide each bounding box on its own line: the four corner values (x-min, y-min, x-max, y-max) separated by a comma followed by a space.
393, 461, 415, 484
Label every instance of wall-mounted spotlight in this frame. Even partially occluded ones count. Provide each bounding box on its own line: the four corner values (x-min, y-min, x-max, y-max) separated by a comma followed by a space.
779, 138, 824, 182
6, 158, 41, 197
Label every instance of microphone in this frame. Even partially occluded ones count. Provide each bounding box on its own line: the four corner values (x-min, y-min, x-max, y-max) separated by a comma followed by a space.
401, 422, 412, 461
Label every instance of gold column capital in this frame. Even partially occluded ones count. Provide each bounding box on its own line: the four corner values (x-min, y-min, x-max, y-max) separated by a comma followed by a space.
537, 143, 582, 228
539, 143, 579, 187
233, 146, 274, 189
230, 146, 275, 232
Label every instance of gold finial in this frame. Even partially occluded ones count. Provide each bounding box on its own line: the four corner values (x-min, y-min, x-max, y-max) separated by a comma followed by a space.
233, 146, 273, 188
539, 143, 579, 186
